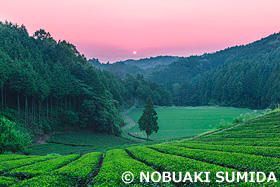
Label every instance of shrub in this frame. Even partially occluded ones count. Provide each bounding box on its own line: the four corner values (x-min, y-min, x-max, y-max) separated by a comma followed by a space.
14, 174, 77, 187
10, 154, 79, 177
0, 176, 19, 186
0, 116, 31, 154
60, 111, 79, 128
233, 118, 242, 123
54, 152, 102, 179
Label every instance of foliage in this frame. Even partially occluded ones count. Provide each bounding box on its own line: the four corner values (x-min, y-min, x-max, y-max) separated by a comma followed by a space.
28, 133, 136, 155
126, 146, 243, 186
173, 142, 280, 158
54, 152, 102, 180
0, 116, 31, 154
124, 74, 172, 106
59, 110, 79, 128
0, 154, 34, 162
92, 149, 161, 186
0, 155, 56, 172
146, 33, 280, 109
0, 176, 19, 186
138, 97, 159, 141
150, 144, 280, 178
48, 133, 136, 147
0, 111, 280, 186
0, 21, 127, 136
10, 154, 79, 177
14, 174, 78, 187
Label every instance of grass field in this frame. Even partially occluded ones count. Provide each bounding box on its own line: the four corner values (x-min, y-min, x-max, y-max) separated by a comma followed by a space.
127, 106, 257, 140
1, 110, 280, 186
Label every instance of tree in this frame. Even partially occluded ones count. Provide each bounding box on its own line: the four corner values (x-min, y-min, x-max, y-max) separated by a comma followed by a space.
0, 51, 11, 111
138, 96, 159, 141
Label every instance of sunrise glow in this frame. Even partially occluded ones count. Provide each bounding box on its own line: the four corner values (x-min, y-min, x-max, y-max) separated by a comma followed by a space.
1, 0, 280, 62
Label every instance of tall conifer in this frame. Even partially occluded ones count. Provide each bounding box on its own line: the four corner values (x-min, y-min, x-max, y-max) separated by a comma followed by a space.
138, 96, 159, 141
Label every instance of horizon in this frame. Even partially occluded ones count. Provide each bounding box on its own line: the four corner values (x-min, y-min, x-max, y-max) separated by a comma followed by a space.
93, 30, 279, 64
1, 0, 280, 63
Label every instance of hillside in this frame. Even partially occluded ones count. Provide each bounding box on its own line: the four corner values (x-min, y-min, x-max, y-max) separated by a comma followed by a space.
0, 22, 126, 136
148, 32, 280, 85
1, 110, 279, 186
0, 21, 172, 149
148, 33, 280, 109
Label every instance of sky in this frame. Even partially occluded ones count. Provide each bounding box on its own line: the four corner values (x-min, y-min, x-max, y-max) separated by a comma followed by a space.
1, 0, 280, 63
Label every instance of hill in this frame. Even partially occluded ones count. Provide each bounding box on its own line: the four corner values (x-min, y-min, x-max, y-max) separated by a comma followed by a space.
165, 33, 280, 108
89, 56, 178, 78
0, 21, 172, 153
91, 32, 280, 109
147, 33, 280, 109
147, 32, 280, 86
118, 56, 179, 69
1, 110, 279, 186
88, 58, 145, 78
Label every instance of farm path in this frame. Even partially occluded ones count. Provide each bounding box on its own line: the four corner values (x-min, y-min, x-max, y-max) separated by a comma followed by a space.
121, 98, 151, 142
32, 132, 55, 145
123, 98, 138, 131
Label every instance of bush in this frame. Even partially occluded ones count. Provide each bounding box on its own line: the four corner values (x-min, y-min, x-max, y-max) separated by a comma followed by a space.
60, 111, 79, 128
233, 118, 242, 124
0, 116, 31, 154
0, 108, 18, 122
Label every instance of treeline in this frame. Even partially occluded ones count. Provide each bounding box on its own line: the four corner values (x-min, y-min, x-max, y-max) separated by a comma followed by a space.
89, 58, 145, 79
124, 74, 172, 106
193, 57, 280, 109
99, 71, 172, 107
0, 21, 172, 136
89, 56, 178, 78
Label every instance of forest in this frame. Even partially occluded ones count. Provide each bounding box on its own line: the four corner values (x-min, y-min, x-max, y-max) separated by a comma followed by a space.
0, 21, 172, 139
93, 32, 280, 109
160, 33, 280, 109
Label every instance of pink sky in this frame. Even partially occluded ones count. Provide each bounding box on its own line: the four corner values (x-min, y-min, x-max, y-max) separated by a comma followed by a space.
1, 0, 280, 62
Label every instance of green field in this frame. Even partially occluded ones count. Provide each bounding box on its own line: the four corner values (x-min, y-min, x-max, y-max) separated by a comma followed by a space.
127, 106, 257, 140
28, 133, 137, 155
1, 110, 280, 186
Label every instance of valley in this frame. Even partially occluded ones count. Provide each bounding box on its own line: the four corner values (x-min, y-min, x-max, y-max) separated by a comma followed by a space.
1, 20, 280, 186
1, 109, 279, 186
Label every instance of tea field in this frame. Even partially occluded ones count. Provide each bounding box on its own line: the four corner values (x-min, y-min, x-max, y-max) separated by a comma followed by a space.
28, 133, 137, 155
1, 110, 280, 186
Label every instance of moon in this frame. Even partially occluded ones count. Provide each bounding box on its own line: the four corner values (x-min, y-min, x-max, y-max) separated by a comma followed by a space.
133, 51, 137, 55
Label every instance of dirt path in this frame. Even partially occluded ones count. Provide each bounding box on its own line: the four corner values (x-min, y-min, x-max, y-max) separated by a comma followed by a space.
121, 98, 149, 142
32, 132, 55, 145
123, 98, 138, 132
